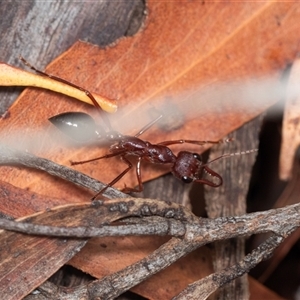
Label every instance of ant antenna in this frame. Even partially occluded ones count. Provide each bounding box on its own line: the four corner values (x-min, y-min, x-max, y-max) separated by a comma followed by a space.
135, 114, 163, 137
203, 148, 258, 167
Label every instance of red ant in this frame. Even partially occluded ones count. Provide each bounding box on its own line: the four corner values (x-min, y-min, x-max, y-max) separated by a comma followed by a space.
20, 57, 257, 199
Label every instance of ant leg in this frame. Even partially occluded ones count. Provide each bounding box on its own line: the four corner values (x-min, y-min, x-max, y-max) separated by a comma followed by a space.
92, 155, 133, 199
19, 57, 112, 130
122, 157, 144, 193
134, 115, 163, 137
157, 137, 233, 147
71, 150, 127, 165
157, 139, 222, 147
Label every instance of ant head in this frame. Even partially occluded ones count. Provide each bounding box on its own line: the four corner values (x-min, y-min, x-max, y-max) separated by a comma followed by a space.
171, 151, 222, 187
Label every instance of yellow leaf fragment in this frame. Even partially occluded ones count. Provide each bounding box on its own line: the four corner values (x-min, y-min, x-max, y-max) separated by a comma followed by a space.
0, 62, 117, 113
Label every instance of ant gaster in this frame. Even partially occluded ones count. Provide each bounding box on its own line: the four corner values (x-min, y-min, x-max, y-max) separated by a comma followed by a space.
21, 57, 256, 199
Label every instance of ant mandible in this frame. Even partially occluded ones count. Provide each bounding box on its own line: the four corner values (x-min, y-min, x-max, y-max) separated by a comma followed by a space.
21, 57, 256, 199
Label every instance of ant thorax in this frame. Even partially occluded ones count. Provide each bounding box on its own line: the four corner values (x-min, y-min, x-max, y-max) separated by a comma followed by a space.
110, 136, 177, 164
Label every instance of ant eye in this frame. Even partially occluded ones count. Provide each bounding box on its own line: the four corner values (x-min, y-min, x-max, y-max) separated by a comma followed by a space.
181, 176, 193, 183
193, 153, 202, 161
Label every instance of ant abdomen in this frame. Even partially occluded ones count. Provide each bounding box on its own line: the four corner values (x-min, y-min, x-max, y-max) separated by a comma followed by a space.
49, 112, 103, 143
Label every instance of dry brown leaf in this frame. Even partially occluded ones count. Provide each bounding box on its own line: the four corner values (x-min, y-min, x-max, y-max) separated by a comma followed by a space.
0, 192, 148, 299
0, 2, 299, 201
69, 238, 213, 299
0, 180, 70, 218
0, 184, 86, 299
248, 277, 285, 300
0, 2, 300, 299
0, 231, 86, 299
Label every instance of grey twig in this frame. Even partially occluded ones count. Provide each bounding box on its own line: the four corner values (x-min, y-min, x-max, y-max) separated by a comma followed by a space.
1, 144, 300, 299
0, 143, 125, 199
173, 234, 286, 300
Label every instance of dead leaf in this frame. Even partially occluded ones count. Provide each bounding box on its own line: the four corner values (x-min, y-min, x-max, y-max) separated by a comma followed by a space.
0, 192, 150, 299
0, 2, 300, 299
280, 58, 300, 180
0, 183, 86, 299
0, 2, 299, 201
69, 238, 213, 299
248, 277, 285, 300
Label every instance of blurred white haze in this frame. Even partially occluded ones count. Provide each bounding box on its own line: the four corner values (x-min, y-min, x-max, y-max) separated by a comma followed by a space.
0, 71, 298, 166
109, 74, 294, 137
